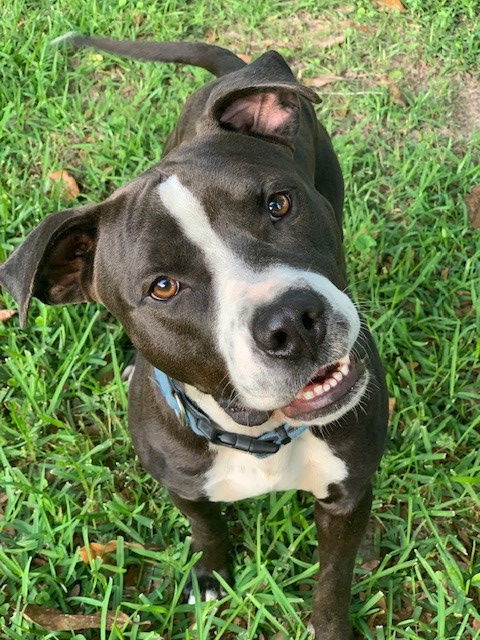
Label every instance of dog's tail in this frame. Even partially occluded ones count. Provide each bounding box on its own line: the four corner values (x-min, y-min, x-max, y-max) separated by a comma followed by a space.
51, 32, 247, 78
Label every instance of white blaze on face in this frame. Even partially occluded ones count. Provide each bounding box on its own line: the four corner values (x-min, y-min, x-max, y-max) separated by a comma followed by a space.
157, 175, 360, 409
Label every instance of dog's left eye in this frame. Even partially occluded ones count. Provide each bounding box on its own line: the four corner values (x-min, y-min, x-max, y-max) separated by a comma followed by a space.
267, 193, 291, 220
149, 276, 180, 301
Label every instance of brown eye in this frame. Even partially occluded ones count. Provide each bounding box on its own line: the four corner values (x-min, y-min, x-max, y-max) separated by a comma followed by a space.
267, 193, 291, 219
149, 276, 179, 301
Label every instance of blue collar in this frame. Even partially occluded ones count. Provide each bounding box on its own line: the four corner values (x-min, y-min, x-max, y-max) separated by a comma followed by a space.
153, 368, 310, 458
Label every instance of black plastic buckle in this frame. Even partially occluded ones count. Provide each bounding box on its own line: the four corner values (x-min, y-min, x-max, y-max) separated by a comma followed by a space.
215, 431, 280, 455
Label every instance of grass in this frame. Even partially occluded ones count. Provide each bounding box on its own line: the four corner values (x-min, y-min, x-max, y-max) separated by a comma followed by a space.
0, 0, 479, 638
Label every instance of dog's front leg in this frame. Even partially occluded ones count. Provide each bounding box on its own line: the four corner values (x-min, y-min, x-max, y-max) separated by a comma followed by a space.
311, 485, 372, 640
169, 491, 231, 602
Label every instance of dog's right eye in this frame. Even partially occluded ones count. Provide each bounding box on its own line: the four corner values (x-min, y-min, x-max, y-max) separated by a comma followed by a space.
149, 276, 180, 301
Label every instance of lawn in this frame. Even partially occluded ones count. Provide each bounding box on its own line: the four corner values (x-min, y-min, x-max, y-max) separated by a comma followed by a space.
0, 0, 479, 638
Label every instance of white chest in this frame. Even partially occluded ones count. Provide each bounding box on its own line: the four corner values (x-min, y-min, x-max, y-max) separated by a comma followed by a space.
203, 429, 348, 503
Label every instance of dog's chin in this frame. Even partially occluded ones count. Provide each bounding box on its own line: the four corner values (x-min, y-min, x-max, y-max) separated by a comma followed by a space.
219, 403, 272, 426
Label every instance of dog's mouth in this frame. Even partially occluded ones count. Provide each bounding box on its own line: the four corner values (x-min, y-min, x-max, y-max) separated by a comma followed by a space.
280, 353, 365, 420
219, 352, 366, 426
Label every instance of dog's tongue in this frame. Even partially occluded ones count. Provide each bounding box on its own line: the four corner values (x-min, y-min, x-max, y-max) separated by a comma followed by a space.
281, 354, 360, 419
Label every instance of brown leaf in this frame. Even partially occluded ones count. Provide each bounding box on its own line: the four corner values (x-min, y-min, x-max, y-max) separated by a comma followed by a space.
472, 617, 480, 631
388, 85, 407, 107
237, 53, 252, 64
361, 558, 380, 571
388, 397, 396, 424
79, 539, 144, 563
23, 605, 130, 631
0, 309, 17, 323
465, 186, 480, 229
305, 75, 344, 88
316, 34, 346, 50
375, 0, 405, 11
367, 595, 387, 629
48, 170, 80, 200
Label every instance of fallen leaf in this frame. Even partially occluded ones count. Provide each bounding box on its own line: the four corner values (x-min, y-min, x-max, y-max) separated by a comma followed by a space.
375, 0, 405, 11
388, 85, 407, 107
237, 53, 252, 63
204, 30, 217, 42
388, 397, 396, 423
472, 617, 480, 631
305, 74, 344, 88
79, 539, 144, 563
316, 34, 346, 50
0, 309, 17, 323
465, 186, 480, 229
361, 558, 380, 571
23, 605, 130, 631
367, 595, 387, 629
48, 170, 80, 200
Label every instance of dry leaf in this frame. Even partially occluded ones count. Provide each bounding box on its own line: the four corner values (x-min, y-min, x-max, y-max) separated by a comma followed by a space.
367, 595, 387, 629
305, 75, 344, 88
79, 539, 144, 563
388, 85, 407, 107
465, 186, 480, 229
472, 617, 480, 631
0, 309, 17, 323
48, 170, 80, 200
237, 53, 252, 63
361, 558, 380, 571
316, 34, 346, 50
204, 30, 217, 43
23, 605, 130, 632
388, 397, 396, 424
375, 0, 405, 11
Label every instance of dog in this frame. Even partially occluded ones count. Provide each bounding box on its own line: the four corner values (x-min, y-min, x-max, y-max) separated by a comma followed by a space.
0, 34, 388, 639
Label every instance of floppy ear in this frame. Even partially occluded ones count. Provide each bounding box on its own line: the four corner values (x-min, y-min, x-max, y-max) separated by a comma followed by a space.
205, 51, 320, 146
0, 202, 104, 327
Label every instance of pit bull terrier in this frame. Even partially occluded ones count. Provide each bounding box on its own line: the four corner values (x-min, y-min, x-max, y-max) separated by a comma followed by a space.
0, 34, 388, 639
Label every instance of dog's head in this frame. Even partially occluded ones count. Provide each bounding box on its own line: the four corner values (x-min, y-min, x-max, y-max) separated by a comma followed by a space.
0, 51, 368, 426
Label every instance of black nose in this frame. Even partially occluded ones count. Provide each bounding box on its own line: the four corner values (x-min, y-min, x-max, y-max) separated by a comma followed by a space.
251, 290, 327, 360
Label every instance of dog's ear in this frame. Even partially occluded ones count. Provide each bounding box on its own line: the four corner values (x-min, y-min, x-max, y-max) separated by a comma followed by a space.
0, 202, 106, 327
205, 51, 320, 146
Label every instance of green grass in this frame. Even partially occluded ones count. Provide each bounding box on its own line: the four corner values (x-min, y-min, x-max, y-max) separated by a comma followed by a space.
1, 0, 479, 638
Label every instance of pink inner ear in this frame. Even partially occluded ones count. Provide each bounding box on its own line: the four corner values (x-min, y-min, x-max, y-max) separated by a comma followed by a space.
220, 91, 297, 135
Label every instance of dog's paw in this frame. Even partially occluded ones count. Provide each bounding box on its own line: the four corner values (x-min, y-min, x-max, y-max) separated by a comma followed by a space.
183, 574, 226, 604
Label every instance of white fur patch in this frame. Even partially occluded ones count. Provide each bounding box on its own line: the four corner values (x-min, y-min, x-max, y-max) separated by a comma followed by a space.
157, 175, 360, 410
208, 428, 346, 503
184, 385, 349, 502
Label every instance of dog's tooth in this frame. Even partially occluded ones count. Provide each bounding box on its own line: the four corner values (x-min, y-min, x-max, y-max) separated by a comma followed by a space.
338, 354, 351, 365
340, 364, 349, 375
304, 390, 315, 400
329, 378, 338, 387
333, 371, 343, 381
323, 382, 331, 392
314, 385, 324, 396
